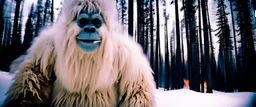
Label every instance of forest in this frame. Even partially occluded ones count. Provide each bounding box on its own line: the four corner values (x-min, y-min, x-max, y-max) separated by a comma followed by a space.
0, 0, 256, 93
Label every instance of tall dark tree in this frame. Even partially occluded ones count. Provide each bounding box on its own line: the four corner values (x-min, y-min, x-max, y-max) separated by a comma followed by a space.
11, 0, 23, 47
186, 0, 200, 92
154, 0, 160, 88
4, 2, 14, 48
215, 0, 233, 92
17, 1, 24, 44
149, 0, 155, 77
0, 0, 6, 47
201, 0, 212, 93
51, 0, 54, 22
229, 0, 240, 90
128, 0, 133, 36
182, 0, 190, 82
170, 22, 177, 89
136, 0, 142, 46
43, 0, 52, 25
198, 0, 205, 93
10, 0, 24, 66
35, 0, 44, 36
180, 19, 186, 89
163, 0, 170, 90
175, 0, 183, 89
206, 0, 215, 92
236, 0, 256, 92
143, 0, 150, 55
120, 0, 127, 24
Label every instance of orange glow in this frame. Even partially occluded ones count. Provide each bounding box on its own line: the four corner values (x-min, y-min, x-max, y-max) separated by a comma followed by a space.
183, 78, 189, 87
203, 81, 207, 88
183, 78, 207, 90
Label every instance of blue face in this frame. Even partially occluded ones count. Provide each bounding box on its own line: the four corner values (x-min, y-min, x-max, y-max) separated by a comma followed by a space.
76, 12, 103, 53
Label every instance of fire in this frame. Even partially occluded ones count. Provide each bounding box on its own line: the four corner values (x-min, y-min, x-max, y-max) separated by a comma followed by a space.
183, 78, 189, 87
203, 81, 207, 88
183, 78, 207, 90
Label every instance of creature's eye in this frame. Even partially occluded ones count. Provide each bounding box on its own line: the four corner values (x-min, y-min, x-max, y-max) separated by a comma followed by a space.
78, 18, 89, 26
92, 18, 102, 28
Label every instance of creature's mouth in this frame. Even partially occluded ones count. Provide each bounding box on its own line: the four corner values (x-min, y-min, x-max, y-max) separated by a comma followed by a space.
77, 39, 101, 44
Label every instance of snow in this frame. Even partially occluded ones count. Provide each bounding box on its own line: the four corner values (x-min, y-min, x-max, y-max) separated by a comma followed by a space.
0, 71, 255, 107
0, 71, 16, 105
156, 89, 255, 107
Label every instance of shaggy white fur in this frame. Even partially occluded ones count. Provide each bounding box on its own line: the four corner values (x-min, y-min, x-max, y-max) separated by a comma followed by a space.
1, 0, 156, 107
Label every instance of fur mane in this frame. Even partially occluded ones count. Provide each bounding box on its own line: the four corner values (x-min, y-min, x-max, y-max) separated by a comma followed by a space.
53, 11, 119, 94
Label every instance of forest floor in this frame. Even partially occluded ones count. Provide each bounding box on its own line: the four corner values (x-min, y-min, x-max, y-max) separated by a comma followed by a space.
0, 71, 255, 107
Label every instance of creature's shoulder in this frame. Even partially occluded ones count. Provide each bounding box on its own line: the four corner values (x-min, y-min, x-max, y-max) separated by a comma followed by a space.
118, 35, 143, 53
28, 26, 56, 53
111, 32, 144, 61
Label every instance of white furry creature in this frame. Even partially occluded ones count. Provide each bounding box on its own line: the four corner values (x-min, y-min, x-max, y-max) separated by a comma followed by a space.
1, 0, 156, 107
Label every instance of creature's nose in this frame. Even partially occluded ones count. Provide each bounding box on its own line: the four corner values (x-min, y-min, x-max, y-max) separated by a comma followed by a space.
84, 25, 96, 33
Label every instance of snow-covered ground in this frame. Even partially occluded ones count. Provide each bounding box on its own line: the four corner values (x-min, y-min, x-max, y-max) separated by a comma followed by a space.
0, 71, 255, 107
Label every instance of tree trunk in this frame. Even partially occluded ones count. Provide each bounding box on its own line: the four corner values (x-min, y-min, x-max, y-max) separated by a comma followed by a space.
229, 0, 240, 90
236, 0, 256, 92
201, 0, 212, 93
170, 27, 175, 89
206, 0, 214, 92
198, 0, 204, 93
43, 0, 49, 25
175, 0, 182, 89
155, 0, 160, 88
12, 0, 22, 47
51, 0, 54, 22
128, 0, 133, 36
35, 0, 43, 36
164, 1, 170, 90
0, 0, 6, 48
186, 0, 200, 92
182, 0, 190, 83
150, 0, 155, 73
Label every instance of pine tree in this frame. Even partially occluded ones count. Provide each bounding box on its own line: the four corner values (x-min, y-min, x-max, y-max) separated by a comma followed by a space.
35, 0, 44, 36
201, 0, 212, 93
215, 0, 233, 92
23, 4, 35, 53
43, 0, 52, 25
11, 0, 23, 48
163, 0, 170, 90
186, 0, 200, 92
229, 0, 240, 90
236, 0, 256, 92
0, 0, 6, 48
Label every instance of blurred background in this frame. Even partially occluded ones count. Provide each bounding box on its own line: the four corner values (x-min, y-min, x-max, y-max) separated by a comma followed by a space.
0, 0, 256, 93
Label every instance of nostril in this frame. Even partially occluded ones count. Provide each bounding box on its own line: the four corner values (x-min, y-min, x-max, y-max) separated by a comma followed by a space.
84, 27, 96, 33
90, 28, 96, 33
84, 28, 90, 32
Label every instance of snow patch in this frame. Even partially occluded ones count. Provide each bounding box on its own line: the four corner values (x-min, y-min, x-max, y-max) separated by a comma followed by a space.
0, 71, 16, 105
0, 71, 255, 107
